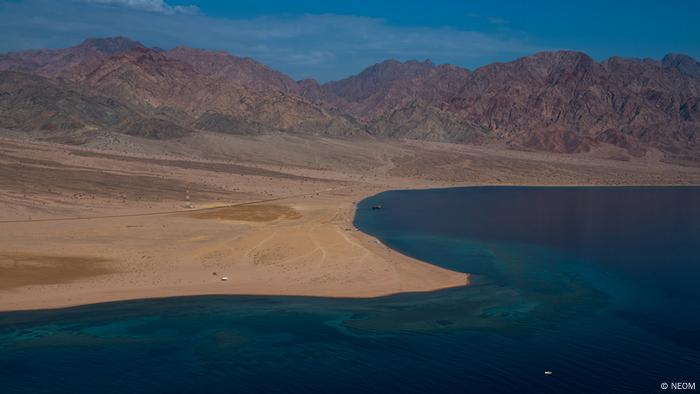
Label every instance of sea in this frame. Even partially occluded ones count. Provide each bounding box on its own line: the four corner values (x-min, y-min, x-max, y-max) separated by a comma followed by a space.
1, 186, 698, 393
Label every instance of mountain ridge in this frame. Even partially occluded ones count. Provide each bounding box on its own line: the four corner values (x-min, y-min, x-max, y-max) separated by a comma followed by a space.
1, 37, 698, 161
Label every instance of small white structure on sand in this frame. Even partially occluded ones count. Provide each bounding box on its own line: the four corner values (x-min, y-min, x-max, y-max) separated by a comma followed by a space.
221, 276, 228, 281
184, 189, 194, 209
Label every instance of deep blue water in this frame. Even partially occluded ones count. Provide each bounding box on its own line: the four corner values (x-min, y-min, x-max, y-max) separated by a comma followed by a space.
1, 186, 699, 393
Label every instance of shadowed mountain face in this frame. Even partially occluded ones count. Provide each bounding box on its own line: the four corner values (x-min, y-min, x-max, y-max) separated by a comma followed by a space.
0, 71, 189, 140
0, 37, 698, 160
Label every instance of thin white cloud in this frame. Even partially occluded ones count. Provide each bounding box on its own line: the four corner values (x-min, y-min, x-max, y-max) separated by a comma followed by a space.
0, 0, 542, 81
79, 0, 199, 15
287, 50, 336, 66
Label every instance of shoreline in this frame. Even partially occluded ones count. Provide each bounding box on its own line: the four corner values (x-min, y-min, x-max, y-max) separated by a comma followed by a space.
2, 135, 699, 314
4, 183, 700, 313
5, 183, 700, 313
0, 186, 469, 313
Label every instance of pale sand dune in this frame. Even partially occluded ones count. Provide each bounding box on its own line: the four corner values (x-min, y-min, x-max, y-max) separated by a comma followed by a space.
0, 134, 698, 311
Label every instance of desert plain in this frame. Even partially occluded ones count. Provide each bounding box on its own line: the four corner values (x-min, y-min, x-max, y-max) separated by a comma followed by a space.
1, 131, 699, 311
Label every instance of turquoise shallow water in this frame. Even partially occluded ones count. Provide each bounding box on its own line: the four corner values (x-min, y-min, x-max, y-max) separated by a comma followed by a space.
1, 186, 699, 393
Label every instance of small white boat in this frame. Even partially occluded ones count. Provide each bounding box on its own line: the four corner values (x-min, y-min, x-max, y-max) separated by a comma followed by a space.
221, 276, 229, 281
544, 371, 553, 375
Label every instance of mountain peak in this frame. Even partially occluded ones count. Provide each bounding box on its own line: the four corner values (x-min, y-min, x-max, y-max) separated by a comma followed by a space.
1, 40, 698, 160
530, 50, 596, 64
353, 58, 438, 81
77, 37, 145, 55
170, 45, 228, 55
662, 53, 700, 76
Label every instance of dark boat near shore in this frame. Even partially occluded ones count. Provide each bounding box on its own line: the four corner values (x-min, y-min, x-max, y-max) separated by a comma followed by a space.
372, 205, 383, 210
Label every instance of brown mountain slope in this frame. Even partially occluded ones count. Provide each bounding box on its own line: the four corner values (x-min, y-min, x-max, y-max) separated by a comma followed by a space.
368, 101, 489, 143
166, 46, 301, 94
1, 37, 699, 160
448, 51, 700, 154
317, 51, 699, 157
0, 38, 363, 138
0, 37, 144, 78
319, 60, 471, 120
0, 71, 132, 132
662, 54, 700, 77
0, 71, 188, 139
66, 47, 364, 137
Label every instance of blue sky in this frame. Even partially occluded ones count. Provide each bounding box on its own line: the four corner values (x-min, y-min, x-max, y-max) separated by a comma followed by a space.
0, 0, 698, 81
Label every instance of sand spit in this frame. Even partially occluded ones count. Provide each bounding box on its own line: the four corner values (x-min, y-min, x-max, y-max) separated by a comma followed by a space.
1, 134, 698, 311
0, 197, 467, 312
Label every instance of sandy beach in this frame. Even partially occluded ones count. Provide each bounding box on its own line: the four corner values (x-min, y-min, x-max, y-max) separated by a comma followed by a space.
0, 191, 468, 311
1, 133, 698, 311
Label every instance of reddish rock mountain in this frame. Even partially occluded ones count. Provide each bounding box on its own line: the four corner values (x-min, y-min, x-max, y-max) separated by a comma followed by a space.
165, 46, 301, 95
314, 51, 699, 157
1, 37, 698, 160
0, 37, 144, 78
0, 70, 189, 140
307, 59, 488, 143
447, 51, 700, 155
662, 54, 700, 77
0, 41, 362, 138
318, 59, 471, 120
74, 47, 362, 136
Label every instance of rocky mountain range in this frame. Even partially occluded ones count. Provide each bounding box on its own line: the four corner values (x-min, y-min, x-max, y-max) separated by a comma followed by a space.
1, 37, 698, 161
